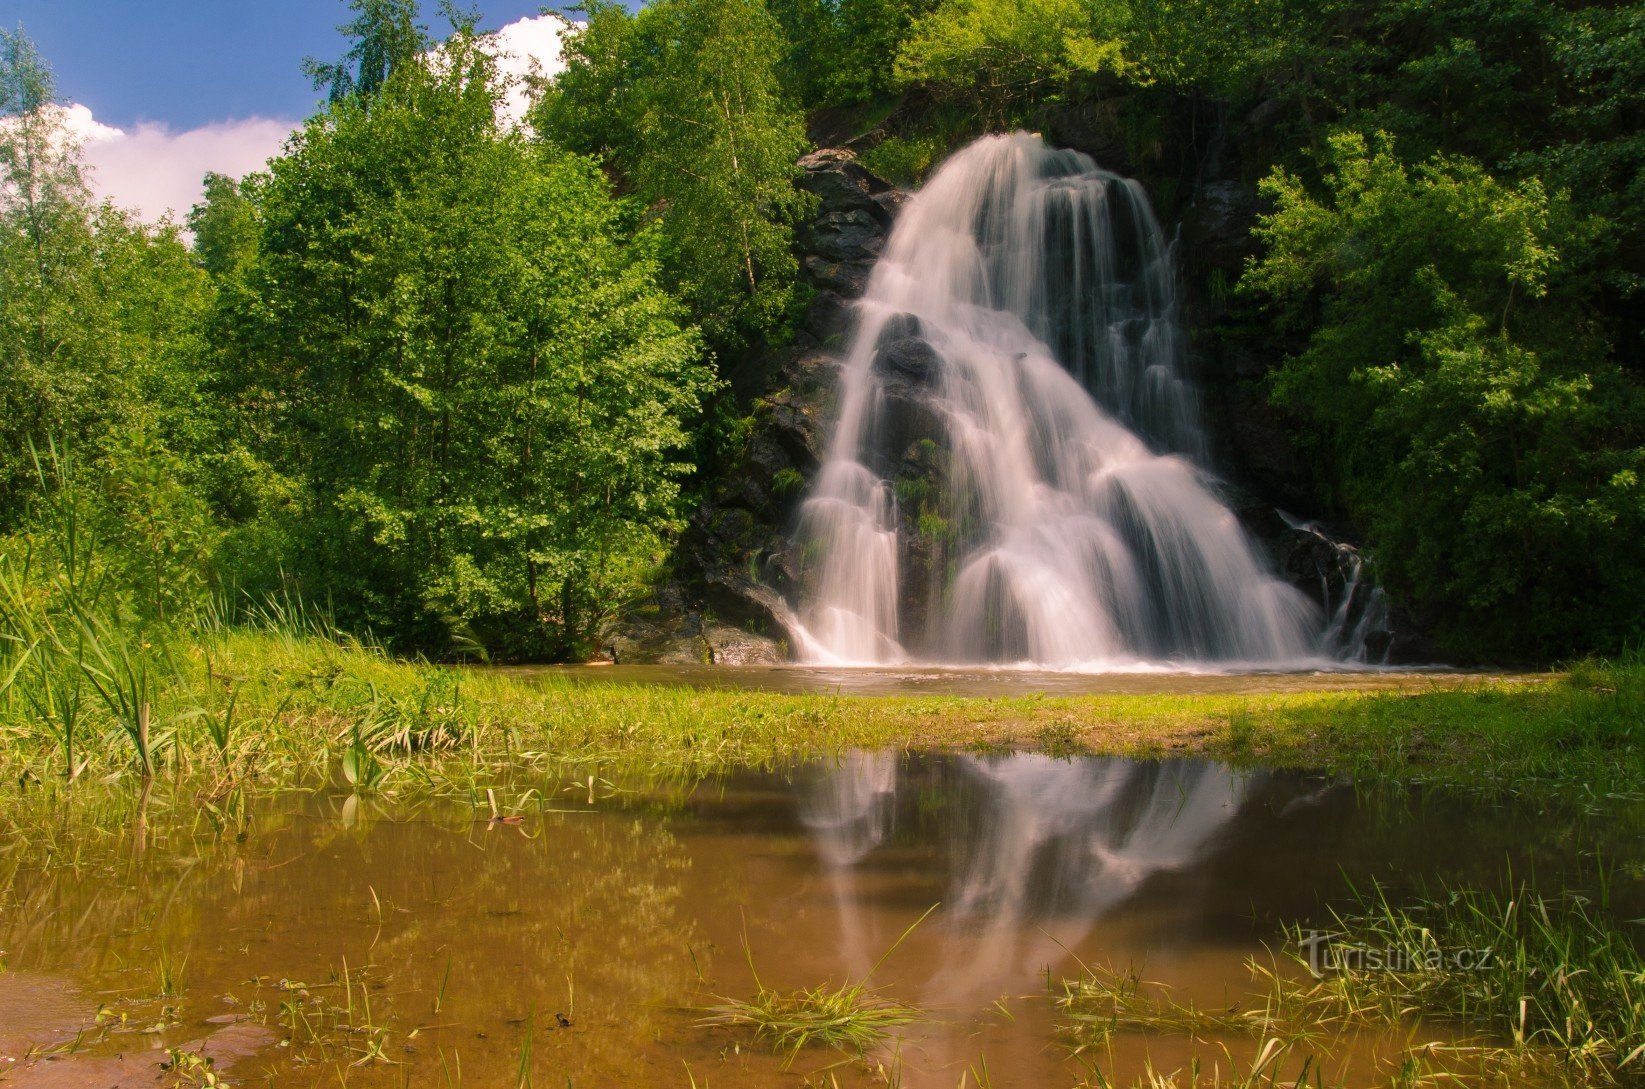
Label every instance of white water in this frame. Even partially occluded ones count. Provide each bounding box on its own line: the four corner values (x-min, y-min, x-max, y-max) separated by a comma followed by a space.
790, 132, 1325, 668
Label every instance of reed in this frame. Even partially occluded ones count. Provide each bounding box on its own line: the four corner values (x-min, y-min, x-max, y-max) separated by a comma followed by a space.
1291, 880, 1645, 1081
701, 906, 934, 1058
702, 979, 923, 1056
1060, 878, 1645, 1086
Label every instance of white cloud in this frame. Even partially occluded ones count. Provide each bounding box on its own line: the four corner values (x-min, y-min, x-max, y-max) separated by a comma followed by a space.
49, 14, 572, 225
59, 103, 123, 144
483, 13, 573, 126
76, 112, 293, 224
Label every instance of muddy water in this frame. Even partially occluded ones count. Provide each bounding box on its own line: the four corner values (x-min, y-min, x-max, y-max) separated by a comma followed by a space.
0, 754, 1630, 1088
499, 662, 1522, 697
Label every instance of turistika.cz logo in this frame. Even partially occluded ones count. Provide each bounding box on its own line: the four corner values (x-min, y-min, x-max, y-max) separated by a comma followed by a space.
1298, 930, 1496, 979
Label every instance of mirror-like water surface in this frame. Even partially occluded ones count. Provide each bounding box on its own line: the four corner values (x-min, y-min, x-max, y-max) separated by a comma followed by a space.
499, 663, 1506, 697
0, 754, 1629, 1087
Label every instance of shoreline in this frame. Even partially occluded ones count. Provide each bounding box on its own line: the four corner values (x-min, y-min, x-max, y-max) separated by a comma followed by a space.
0, 630, 1633, 802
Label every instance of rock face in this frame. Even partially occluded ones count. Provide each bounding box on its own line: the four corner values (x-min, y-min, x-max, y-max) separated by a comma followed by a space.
608, 149, 903, 663
1037, 92, 1319, 509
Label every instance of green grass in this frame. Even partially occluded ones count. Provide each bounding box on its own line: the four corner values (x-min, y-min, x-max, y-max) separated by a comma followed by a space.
1290, 880, 1645, 1081
699, 904, 934, 1060
0, 610, 1641, 799
1058, 876, 1645, 1087
2, 511, 1643, 803
1076, 1039, 1329, 1089
9, 632, 1645, 794
701, 979, 924, 1057
1057, 965, 1302, 1051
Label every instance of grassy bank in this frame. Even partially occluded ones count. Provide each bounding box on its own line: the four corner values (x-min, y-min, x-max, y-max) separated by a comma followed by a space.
1057, 878, 1645, 1086
0, 611, 1640, 799
4, 614, 1643, 1088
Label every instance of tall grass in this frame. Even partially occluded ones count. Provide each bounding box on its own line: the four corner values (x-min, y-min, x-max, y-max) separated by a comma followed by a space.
1292, 880, 1645, 1080
0, 444, 173, 778
1059, 879, 1645, 1086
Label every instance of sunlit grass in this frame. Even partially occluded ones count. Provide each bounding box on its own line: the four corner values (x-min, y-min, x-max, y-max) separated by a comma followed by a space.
1057, 965, 1314, 1051
4, 616, 1638, 792
2, 511, 1643, 807
1077, 1038, 1328, 1089
1292, 880, 1645, 1081
701, 905, 934, 1059
1059, 876, 1645, 1087
702, 979, 924, 1057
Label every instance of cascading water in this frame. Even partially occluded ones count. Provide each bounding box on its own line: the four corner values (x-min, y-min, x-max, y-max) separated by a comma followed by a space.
790, 132, 1324, 668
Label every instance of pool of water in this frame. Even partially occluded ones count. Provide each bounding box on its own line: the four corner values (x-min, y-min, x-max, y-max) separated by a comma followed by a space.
498, 662, 1519, 697
0, 753, 1629, 1087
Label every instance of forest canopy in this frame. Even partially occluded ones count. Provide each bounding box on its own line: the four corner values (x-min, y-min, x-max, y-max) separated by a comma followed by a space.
2, 0, 1642, 663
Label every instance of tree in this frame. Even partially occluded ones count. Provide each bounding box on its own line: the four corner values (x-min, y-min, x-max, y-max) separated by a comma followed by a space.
303, 0, 430, 105
1, 28, 213, 569
766, 0, 939, 108
187, 172, 260, 278
1244, 131, 1645, 658
536, 0, 812, 349
238, 28, 712, 656
894, 0, 1133, 116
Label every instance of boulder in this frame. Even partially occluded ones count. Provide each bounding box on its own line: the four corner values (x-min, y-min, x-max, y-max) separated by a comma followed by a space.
873, 336, 940, 387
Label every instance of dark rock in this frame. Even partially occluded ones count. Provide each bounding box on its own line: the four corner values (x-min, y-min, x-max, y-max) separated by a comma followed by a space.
799, 290, 857, 348
873, 336, 940, 386
606, 148, 907, 661
1243, 97, 1287, 133
872, 189, 910, 222
873, 312, 923, 346
1040, 93, 1138, 177
810, 208, 886, 264
1180, 179, 1256, 278
797, 148, 896, 220
804, 253, 872, 297
795, 149, 896, 298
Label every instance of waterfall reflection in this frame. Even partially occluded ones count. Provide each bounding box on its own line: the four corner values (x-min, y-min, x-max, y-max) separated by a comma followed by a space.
800, 752, 1253, 1003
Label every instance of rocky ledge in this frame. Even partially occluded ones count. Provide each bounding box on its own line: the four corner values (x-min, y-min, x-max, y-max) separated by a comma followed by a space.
607, 149, 902, 665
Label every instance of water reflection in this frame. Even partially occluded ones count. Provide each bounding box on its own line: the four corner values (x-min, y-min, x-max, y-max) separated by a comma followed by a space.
803, 755, 1256, 1005
0, 756, 1636, 1088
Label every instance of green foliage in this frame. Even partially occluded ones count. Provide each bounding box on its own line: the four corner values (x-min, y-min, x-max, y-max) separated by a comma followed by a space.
234, 28, 712, 657
7, 0, 1645, 668
1245, 132, 1645, 658
1, 30, 220, 620
771, 466, 805, 498
857, 133, 944, 185
187, 172, 260, 278
767, 0, 939, 108
535, 0, 813, 349
303, 0, 430, 105
1531, 5, 1645, 303
895, 0, 1133, 117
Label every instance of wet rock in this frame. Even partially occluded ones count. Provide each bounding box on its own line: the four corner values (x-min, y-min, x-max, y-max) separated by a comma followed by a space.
873, 336, 940, 386
804, 253, 873, 297
874, 312, 923, 345
797, 148, 897, 227
795, 149, 899, 297
798, 289, 856, 349
609, 148, 915, 662
1180, 179, 1256, 278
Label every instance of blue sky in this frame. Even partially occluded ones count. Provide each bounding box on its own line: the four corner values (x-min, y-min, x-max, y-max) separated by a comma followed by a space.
0, 2, 574, 221
3, 1, 560, 129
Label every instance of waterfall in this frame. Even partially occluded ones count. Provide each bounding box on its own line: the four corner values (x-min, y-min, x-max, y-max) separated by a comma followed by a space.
789, 132, 1324, 668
